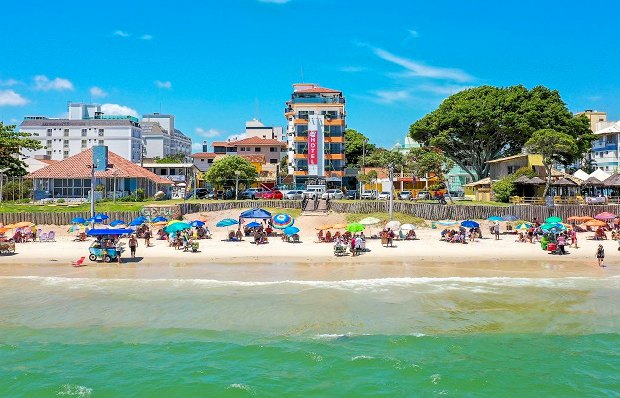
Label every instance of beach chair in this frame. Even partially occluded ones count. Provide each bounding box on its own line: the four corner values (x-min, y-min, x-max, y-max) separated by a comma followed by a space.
72, 256, 86, 267
47, 231, 56, 242
399, 230, 406, 240
39, 232, 48, 242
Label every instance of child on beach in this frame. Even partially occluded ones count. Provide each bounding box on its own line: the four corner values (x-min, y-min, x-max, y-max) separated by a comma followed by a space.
596, 244, 605, 267
129, 235, 138, 258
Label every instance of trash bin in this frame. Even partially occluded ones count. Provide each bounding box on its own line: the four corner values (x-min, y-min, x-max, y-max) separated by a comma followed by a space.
431, 221, 436, 229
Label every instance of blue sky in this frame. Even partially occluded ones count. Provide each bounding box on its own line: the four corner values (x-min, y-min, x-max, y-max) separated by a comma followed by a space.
1, 0, 619, 150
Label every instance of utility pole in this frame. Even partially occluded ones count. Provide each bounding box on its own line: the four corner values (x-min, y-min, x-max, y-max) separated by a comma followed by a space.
0, 168, 8, 202
234, 170, 241, 200
388, 164, 394, 221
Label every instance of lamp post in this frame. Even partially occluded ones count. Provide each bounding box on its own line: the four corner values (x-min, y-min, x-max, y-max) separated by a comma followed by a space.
0, 168, 9, 202
388, 164, 395, 221
234, 170, 241, 200
112, 170, 118, 203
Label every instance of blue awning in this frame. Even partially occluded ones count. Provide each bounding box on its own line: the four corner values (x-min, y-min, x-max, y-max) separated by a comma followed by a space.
240, 208, 272, 219
87, 228, 133, 236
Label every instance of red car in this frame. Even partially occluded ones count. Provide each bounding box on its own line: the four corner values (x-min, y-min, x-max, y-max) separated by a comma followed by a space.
261, 190, 283, 200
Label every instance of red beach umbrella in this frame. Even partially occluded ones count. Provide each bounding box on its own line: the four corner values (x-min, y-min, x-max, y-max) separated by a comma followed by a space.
594, 212, 616, 220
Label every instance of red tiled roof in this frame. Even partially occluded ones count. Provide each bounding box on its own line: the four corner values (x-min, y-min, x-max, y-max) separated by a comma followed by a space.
233, 137, 285, 146
211, 141, 234, 147
26, 148, 173, 184
191, 152, 217, 158
297, 87, 341, 94
240, 154, 266, 163
39, 159, 59, 165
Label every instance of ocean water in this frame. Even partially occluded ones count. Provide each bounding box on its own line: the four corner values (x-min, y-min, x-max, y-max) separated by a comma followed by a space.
1, 273, 619, 396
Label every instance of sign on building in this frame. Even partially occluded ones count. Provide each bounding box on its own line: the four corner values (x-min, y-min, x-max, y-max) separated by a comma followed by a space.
93, 145, 108, 172
307, 115, 324, 176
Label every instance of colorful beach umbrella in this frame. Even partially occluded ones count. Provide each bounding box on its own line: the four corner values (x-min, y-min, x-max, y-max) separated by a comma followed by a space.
13, 221, 34, 228
541, 222, 565, 232
0, 227, 9, 234
67, 225, 83, 233
71, 217, 86, 224
461, 220, 479, 228
95, 213, 109, 220
545, 216, 562, 223
594, 212, 616, 220
358, 217, 381, 225
487, 216, 503, 222
272, 213, 294, 229
216, 218, 239, 228
246, 221, 261, 228
164, 222, 191, 233
332, 223, 347, 229
284, 226, 300, 236
109, 220, 125, 227
585, 219, 607, 227
567, 216, 594, 222
516, 223, 531, 230
346, 223, 365, 233
190, 220, 205, 228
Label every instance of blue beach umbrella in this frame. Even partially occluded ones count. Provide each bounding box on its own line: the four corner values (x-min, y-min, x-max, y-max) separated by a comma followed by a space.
190, 220, 205, 228
71, 217, 86, 224
95, 213, 109, 220
87, 216, 106, 224
246, 221, 261, 228
461, 220, 479, 228
110, 220, 125, 227
284, 226, 300, 236
152, 216, 167, 223
487, 216, 503, 222
216, 218, 239, 228
129, 217, 146, 227
438, 220, 458, 226
272, 213, 294, 229
502, 215, 518, 222
164, 222, 192, 234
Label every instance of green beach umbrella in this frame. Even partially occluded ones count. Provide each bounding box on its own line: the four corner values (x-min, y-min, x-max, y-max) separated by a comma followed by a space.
346, 223, 365, 233
545, 216, 562, 223
164, 222, 192, 234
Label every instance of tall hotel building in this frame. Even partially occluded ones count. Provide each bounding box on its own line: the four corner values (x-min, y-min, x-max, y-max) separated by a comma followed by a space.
285, 83, 346, 184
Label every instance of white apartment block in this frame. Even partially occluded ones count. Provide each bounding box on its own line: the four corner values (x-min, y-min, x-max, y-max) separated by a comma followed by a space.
21, 103, 142, 163
142, 112, 192, 160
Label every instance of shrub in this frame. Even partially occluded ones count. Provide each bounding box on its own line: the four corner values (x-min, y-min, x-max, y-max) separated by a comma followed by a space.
513, 166, 537, 179
1, 179, 33, 201
136, 188, 145, 201
492, 177, 515, 203
57, 198, 66, 203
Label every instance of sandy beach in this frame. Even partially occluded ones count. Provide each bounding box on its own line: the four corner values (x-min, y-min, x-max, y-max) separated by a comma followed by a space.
2, 209, 618, 280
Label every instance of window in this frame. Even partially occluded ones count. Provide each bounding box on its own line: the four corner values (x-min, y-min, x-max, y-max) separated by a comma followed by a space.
200, 158, 204, 162
507, 165, 519, 174
46, 140, 52, 147
208, 159, 213, 164
81, 129, 87, 137
81, 140, 87, 148
63, 150, 69, 159
63, 129, 69, 137
98, 140, 104, 145
254, 147, 261, 152
270, 147, 277, 152
63, 140, 69, 148
269, 159, 278, 164
46, 150, 52, 157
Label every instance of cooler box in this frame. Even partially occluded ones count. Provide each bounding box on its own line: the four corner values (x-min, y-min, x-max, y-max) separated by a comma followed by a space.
547, 243, 557, 252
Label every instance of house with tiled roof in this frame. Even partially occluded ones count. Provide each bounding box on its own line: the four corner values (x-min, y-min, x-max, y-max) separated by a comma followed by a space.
26, 147, 172, 199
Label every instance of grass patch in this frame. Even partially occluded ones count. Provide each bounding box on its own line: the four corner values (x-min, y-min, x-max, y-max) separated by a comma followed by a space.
343, 211, 427, 227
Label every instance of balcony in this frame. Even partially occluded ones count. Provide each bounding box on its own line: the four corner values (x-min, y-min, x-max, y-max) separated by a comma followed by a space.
290, 97, 345, 104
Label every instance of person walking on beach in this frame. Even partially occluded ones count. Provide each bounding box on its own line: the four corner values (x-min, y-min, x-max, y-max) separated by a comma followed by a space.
570, 229, 578, 249
596, 244, 605, 267
129, 235, 138, 258
144, 228, 151, 247
494, 222, 500, 240
116, 239, 123, 264
557, 234, 566, 255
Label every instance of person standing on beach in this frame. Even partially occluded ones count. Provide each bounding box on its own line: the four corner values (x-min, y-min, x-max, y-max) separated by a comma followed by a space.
494, 222, 500, 240
570, 229, 578, 249
596, 244, 605, 267
129, 235, 138, 258
144, 228, 151, 247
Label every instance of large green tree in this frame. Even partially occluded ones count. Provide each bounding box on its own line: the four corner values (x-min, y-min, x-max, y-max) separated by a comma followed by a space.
155, 153, 188, 163
204, 155, 258, 189
409, 85, 594, 180
0, 123, 42, 177
525, 129, 578, 197
365, 148, 404, 169
406, 147, 455, 194
344, 128, 376, 167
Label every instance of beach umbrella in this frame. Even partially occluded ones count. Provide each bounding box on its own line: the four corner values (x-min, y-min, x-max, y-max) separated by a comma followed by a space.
502, 215, 518, 222
246, 221, 261, 228
567, 216, 594, 222
283, 226, 300, 236
129, 219, 143, 227
332, 223, 347, 229
95, 213, 109, 220
13, 221, 34, 228
594, 212, 616, 220
515, 223, 531, 230
152, 216, 168, 223
461, 220, 479, 228
359, 217, 381, 225
385, 220, 401, 230
438, 220, 458, 226
164, 222, 192, 234
71, 217, 86, 224
346, 223, 365, 233
400, 223, 416, 231
541, 222, 565, 232
315, 224, 333, 230
166, 220, 183, 227
151, 221, 167, 227
190, 220, 205, 228
0, 227, 8, 234
67, 225, 83, 233
487, 216, 503, 222
272, 213, 294, 229
545, 216, 562, 223
109, 220, 125, 227
240, 208, 272, 219
4, 224, 15, 229
216, 218, 239, 227
585, 219, 608, 227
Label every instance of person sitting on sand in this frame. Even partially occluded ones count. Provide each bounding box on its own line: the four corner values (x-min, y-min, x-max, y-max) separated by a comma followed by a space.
325, 231, 332, 242
229, 230, 236, 241
318, 230, 324, 242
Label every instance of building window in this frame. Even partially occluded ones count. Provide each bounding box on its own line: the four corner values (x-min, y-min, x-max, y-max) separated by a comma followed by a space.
63, 140, 69, 148
81, 140, 87, 148
81, 129, 87, 137
254, 147, 261, 152
507, 165, 519, 174
208, 159, 213, 164
63, 151, 69, 159
200, 158, 204, 162
63, 129, 69, 137
98, 140, 104, 146
269, 159, 278, 164
46, 150, 52, 157
46, 140, 52, 148
270, 147, 277, 152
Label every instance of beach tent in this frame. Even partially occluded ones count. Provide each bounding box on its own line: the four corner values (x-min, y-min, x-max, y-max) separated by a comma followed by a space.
87, 228, 133, 236
240, 208, 272, 219
589, 169, 611, 182
573, 169, 590, 180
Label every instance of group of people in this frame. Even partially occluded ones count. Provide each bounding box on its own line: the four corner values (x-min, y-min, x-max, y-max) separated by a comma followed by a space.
440, 227, 482, 244
168, 230, 198, 252
334, 232, 366, 256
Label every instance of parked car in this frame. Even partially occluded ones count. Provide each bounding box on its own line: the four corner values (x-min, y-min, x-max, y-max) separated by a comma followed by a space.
184, 188, 214, 200
361, 190, 377, 200
398, 191, 412, 200
345, 190, 358, 200
378, 191, 392, 200
284, 190, 305, 200
448, 190, 464, 198
262, 190, 284, 200
321, 189, 344, 200
240, 187, 268, 199
303, 187, 325, 200
417, 190, 431, 200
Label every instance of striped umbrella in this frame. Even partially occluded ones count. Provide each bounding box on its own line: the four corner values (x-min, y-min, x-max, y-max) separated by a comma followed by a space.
272, 213, 294, 229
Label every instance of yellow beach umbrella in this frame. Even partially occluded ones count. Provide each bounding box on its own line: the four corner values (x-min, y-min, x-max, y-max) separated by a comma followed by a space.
166, 220, 182, 227
315, 224, 333, 230
14, 221, 34, 228
332, 223, 347, 229
4, 224, 16, 229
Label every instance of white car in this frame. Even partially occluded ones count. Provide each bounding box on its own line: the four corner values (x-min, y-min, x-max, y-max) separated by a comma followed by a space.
361, 190, 377, 200
321, 189, 344, 200
303, 187, 325, 199
378, 191, 392, 200
284, 190, 305, 200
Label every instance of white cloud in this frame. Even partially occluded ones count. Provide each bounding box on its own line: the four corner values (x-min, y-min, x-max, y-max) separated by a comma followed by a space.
0, 89, 28, 106
226, 133, 246, 141
155, 80, 172, 89
140, 34, 153, 40
407, 29, 420, 38
192, 142, 206, 152
195, 127, 222, 138
371, 90, 411, 104
258, 0, 291, 3
113, 30, 130, 37
0, 78, 22, 87
340, 66, 366, 73
417, 84, 474, 96
89, 86, 107, 98
101, 103, 139, 118
33, 75, 74, 91
373, 48, 473, 82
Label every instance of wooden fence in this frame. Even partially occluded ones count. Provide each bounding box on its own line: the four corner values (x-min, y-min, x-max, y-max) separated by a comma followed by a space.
180, 200, 302, 215
330, 201, 620, 221
0, 211, 140, 225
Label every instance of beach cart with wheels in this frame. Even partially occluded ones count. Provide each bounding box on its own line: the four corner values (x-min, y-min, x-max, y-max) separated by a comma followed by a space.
86, 228, 132, 263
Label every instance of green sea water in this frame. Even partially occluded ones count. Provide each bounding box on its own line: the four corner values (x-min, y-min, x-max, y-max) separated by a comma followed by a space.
1, 274, 619, 396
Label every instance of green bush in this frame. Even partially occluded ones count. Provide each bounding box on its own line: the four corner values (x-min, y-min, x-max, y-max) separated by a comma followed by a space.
136, 188, 145, 201
513, 166, 537, 178
1, 179, 33, 201
57, 198, 66, 203
492, 177, 515, 203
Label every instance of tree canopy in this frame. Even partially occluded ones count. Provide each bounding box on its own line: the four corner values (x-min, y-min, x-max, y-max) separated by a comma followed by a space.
409, 85, 595, 181
344, 128, 376, 167
0, 123, 42, 177
525, 129, 578, 197
155, 153, 188, 163
204, 155, 258, 188
406, 147, 455, 193
366, 148, 404, 169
